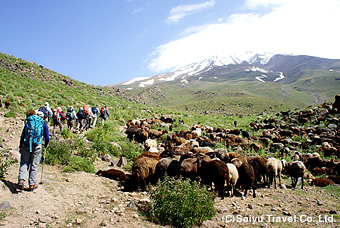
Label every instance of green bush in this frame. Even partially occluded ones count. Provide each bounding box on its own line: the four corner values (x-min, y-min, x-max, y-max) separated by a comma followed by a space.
62, 156, 95, 173
4, 111, 16, 118
0, 150, 15, 180
61, 129, 74, 139
45, 140, 72, 166
147, 177, 216, 228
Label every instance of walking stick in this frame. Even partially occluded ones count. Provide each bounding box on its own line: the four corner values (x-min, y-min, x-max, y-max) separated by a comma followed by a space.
39, 147, 47, 184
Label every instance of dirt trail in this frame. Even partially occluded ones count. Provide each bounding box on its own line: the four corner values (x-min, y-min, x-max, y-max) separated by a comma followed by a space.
0, 114, 339, 228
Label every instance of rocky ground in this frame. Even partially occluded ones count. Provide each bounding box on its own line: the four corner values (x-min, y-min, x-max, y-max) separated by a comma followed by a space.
0, 113, 340, 228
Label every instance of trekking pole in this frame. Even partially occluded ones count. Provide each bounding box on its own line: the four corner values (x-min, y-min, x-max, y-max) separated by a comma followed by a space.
39, 147, 47, 184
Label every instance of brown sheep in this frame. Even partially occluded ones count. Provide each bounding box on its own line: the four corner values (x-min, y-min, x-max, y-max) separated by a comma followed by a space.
310, 177, 335, 187
196, 158, 229, 199
285, 161, 306, 189
132, 156, 159, 191
332, 94, 340, 113
229, 152, 248, 164
135, 152, 162, 161
247, 156, 268, 185
237, 162, 256, 198
96, 169, 127, 181
4, 99, 10, 109
327, 175, 340, 184
311, 167, 327, 176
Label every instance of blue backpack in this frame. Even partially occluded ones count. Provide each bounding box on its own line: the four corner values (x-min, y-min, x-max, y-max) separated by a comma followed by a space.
23, 115, 45, 152
38, 106, 49, 119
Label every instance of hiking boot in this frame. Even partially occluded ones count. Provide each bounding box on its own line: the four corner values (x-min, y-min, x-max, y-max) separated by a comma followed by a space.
29, 184, 38, 191
18, 179, 25, 190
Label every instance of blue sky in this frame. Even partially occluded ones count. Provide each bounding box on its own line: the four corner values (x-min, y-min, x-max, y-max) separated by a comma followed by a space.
1, 0, 340, 86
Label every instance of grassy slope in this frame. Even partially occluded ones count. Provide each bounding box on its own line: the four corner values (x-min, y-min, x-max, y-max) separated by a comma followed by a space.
119, 57, 340, 115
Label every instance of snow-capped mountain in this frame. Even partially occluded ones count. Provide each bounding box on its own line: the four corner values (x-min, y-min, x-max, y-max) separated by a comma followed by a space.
110, 52, 339, 89
112, 52, 276, 88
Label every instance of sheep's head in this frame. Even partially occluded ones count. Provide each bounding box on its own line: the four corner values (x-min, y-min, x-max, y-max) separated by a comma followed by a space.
95, 170, 103, 176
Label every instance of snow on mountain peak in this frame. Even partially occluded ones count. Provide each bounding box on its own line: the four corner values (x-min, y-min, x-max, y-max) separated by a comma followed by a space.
121, 52, 277, 87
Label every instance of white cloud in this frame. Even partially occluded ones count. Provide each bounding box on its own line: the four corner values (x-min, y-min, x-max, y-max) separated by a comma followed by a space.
149, 0, 340, 73
166, 0, 216, 24
132, 7, 144, 14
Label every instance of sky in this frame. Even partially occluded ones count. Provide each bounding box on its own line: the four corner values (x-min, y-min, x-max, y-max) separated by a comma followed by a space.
1, 0, 340, 86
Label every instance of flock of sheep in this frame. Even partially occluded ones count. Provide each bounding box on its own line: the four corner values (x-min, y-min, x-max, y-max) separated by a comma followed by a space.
96, 97, 340, 199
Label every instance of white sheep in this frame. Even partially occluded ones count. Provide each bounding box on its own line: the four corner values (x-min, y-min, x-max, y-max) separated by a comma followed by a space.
226, 163, 239, 197
266, 158, 285, 189
144, 139, 157, 150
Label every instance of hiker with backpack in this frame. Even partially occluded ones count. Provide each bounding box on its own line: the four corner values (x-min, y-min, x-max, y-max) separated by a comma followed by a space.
18, 110, 49, 191
83, 105, 94, 131
100, 106, 110, 126
38, 102, 53, 123
91, 105, 99, 128
66, 106, 77, 133
76, 107, 85, 133
52, 107, 64, 137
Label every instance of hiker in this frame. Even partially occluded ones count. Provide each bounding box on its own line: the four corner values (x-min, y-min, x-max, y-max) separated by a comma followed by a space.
76, 107, 85, 132
66, 106, 77, 133
100, 106, 110, 126
18, 110, 49, 191
52, 107, 64, 137
91, 105, 99, 128
40, 102, 53, 123
83, 105, 94, 131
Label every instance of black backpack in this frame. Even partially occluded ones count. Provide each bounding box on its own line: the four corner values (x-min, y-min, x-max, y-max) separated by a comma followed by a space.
91, 107, 98, 114
77, 109, 85, 119
38, 106, 49, 119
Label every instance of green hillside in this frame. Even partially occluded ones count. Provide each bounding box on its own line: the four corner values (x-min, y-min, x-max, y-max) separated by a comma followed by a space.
122, 60, 340, 115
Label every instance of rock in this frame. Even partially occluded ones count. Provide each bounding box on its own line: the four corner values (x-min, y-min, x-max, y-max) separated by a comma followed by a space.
247, 204, 253, 209
283, 211, 292, 216
76, 218, 84, 224
0, 201, 11, 209
39, 216, 52, 223
127, 201, 139, 211
77, 207, 93, 214
327, 124, 337, 131
217, 207, 228, 213
117, 157, 127, 168
201, 220, 219, 227
100, 219, 109, 226
102, 154, 112, 162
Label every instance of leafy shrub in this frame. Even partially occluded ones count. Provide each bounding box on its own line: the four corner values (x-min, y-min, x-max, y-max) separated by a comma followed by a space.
147, 177, 216, 228
62, 156, 95, 173
0, 150, 15, 180
61, 129, 74, 139
4, 111, 16, 118
45, 140, 72, 166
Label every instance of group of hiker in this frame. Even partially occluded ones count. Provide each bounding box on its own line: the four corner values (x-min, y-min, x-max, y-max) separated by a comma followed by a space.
37, 102, 110, 136
17, 102, 110, 191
